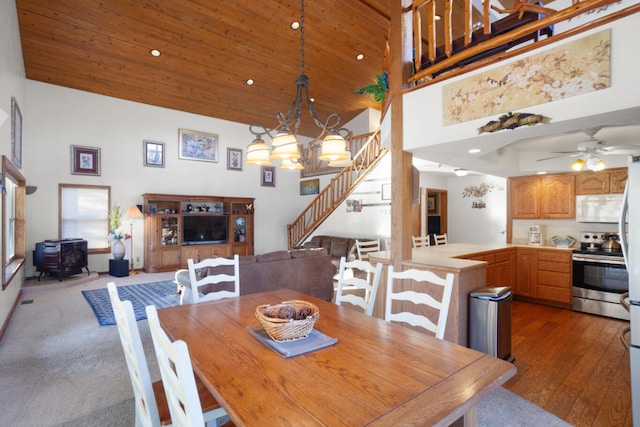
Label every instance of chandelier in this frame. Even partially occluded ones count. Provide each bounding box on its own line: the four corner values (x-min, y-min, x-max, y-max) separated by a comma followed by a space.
245, 0, 350, 169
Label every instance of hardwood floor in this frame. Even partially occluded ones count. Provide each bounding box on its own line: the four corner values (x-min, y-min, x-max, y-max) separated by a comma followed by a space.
504, 300, 632, 426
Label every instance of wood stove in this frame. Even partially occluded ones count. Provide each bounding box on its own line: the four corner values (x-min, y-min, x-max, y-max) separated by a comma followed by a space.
33, 239, 89, 281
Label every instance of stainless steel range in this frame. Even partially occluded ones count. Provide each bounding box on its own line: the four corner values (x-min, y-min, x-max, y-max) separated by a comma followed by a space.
572, 231, 629, 320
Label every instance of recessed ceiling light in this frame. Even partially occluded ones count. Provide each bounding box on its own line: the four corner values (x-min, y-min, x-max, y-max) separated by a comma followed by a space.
291, 21, 300, 30
246, 79, 254, 86
356, 53, 365, 61
468, 148, 481, 154
150, 49, 161, 57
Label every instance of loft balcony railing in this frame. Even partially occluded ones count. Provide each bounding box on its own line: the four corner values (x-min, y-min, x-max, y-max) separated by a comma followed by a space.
409, 0, 636, 86
288, 129, 387, 248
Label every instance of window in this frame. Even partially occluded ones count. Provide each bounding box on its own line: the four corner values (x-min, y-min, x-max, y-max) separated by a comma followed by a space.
2, 156, 26, 289
59, 184, 110, 253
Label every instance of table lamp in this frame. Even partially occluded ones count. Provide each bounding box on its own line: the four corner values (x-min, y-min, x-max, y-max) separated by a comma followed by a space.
123, 205, 143, 274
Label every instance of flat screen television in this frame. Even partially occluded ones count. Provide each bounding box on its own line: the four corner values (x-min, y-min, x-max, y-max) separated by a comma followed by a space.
182, 214, 228, 245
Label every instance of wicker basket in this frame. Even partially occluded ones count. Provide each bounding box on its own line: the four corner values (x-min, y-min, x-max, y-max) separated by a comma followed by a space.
255, 300, 320, 342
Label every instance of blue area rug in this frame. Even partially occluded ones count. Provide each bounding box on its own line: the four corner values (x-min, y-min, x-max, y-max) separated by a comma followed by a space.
81, 280, 180, 326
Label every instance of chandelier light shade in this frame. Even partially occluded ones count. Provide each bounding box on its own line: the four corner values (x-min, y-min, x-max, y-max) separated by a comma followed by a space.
319, 133, 348, 162
270, 129, 300, 160
246, 0, 350, 170
246, 136, 273, 165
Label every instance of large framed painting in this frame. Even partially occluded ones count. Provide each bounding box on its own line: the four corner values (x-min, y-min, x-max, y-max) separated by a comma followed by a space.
178, 129, 218, 162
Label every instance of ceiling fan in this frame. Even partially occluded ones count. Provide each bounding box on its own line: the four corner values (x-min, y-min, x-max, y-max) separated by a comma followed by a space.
536, 127, 640, 171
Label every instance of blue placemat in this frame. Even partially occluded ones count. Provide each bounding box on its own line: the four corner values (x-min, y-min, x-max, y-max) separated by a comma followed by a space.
247, 325, 338, 358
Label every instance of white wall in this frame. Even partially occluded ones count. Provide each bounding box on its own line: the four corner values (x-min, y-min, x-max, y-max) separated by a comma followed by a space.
403, 13, 640, 154
313, 155, 392, 247
0, 0, 26, 330
446, 175, 508, 244
23, 81, 314, 275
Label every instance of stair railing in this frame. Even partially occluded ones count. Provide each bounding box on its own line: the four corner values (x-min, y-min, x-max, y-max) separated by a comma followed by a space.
287, 128, 388, 248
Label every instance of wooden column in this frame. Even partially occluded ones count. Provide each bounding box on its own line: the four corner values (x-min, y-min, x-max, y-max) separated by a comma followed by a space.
389, 0, 415, 269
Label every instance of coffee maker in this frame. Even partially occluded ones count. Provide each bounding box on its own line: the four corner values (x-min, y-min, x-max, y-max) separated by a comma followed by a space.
528, 225, 545, 246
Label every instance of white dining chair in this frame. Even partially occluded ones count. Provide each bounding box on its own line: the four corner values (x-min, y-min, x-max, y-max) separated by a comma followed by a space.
412, 235, 431, 248
385, 267, 455, 339
355, 239, 381, 261
107, 283, 228, 427
335, 256, 383, 316
433, 233, 448, 245
188, 255, 240, 303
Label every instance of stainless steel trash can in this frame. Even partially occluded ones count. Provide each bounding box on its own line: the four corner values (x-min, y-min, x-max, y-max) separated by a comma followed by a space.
469, 286, 513, 361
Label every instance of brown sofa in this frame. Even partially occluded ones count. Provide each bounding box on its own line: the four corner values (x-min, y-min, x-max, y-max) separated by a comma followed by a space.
303, 235, 361, 269
178, 248, 336, 303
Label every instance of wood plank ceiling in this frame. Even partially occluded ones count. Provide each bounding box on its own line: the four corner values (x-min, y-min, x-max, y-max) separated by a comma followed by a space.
15, 0, 488, 139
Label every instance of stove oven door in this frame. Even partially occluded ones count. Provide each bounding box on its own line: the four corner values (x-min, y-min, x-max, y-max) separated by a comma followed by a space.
572, 257, 629, 320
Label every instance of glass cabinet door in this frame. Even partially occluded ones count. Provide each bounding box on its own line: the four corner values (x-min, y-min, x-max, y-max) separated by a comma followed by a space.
234, 216, 247, 242
160, 216, 179, 246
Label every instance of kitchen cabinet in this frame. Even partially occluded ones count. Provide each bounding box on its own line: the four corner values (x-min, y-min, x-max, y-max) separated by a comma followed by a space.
460, 249, 515, 288
575, 172, 610, 194
509, 176, 540, 219
610, 169, 628, 193
540, 174, 575, 219
515, 247, 572, 305
509, 173, 575, 219
515, 248, 537, 298
536, 250, 572, 304
575, 168, 627, 194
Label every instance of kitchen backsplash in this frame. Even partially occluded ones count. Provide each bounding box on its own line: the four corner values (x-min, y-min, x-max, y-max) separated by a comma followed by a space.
512, 219, 621, 247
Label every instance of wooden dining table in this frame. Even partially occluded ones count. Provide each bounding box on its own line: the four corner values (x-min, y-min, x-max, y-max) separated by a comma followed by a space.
157, 289, 516, 426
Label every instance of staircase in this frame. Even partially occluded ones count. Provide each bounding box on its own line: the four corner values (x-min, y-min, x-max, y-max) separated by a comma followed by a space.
287, 128, 388, 248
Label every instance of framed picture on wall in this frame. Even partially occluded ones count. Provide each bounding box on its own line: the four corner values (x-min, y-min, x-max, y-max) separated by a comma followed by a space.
144, 140, 165, 167
178, 128, 218, 162
227, 148, 243, 171
261, 166, 275, 187
427, 195, 439, 215
300, 179, 319, 195
71, 145, 101, 176
11, 97, 22, 169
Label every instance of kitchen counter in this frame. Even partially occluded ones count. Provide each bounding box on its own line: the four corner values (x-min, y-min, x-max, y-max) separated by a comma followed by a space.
369, 243, 575, 268
368, 243, 576, 346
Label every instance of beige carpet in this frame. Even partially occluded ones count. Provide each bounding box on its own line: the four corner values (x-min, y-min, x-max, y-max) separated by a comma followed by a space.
0, 271, 570, 426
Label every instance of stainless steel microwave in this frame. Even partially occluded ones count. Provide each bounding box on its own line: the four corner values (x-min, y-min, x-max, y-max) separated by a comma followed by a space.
576, 194, 623, 223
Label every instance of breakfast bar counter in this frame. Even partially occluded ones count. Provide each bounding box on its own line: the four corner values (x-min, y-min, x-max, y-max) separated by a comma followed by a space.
368, 243, 574, 346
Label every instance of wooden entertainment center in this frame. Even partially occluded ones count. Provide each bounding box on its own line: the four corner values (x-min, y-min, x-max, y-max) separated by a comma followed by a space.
142, 193, 254, 273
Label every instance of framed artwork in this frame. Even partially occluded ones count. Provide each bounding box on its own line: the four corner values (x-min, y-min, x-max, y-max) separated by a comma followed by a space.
71, 145, 101, 176
300, 179, 319, 195
427, 195, 439, 215
227, 148, 243, 171
11, 97, 22, 168
261, 166, 275, 187
178, 128, 218, 162
381, 183, 391, 200
144, 140, 165, 167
